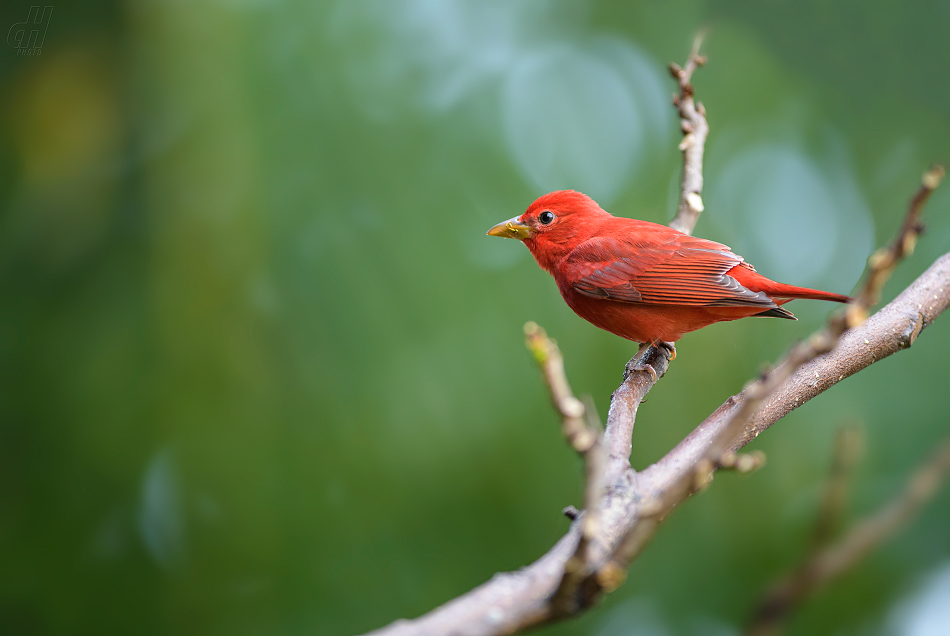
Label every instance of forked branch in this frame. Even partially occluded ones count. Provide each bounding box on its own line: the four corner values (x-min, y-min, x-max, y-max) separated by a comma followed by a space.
747, 437, 950, 636
363, 36, 949, 636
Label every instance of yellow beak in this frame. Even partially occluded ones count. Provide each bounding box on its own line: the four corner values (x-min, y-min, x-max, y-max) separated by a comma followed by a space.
486, 216, 531, 240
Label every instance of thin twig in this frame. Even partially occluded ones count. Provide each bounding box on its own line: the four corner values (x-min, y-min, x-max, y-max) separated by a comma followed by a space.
747, 438, 950, 636
811, 425, 863, 550
669, 31, 710, 236
524, 322, 605, 615
707, 166, 943, 473
524, 322, 600, 461
741, 425, 864, 636
650, 250, 950, 483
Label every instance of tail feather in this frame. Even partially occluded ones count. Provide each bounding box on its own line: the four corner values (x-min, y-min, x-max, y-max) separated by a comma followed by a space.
767, 284, 851, 304
754, 306, 798, 320
730, 266, 851, 304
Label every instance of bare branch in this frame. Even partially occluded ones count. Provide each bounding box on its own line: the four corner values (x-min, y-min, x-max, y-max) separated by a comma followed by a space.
669, 31, 710, 236
739, 424, 864, 636
707, 166, 941, 467
603, 346, 673, 482
523, 321, 606, 614
364, 338, 672, 636
364, 252, 950, 636
845, 164, 945, 328
524, 321, 601, 466
811, 425, 863, 550
361, 33, 948, 635
747, 438, 950, 636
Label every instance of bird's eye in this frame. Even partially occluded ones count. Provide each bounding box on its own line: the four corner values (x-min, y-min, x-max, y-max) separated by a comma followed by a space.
539, 211, 555, 225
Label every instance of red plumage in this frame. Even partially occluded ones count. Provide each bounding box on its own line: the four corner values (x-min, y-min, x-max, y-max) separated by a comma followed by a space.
488, 190, 849, 344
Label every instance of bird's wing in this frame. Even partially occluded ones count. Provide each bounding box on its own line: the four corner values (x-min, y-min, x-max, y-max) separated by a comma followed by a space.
564, 235, 778, 309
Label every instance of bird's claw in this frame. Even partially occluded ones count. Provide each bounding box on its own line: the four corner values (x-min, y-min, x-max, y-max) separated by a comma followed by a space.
659, 341, 677, 361
640, 340, 677, 361
626, 363, 658, 384
625, 341, 676, 383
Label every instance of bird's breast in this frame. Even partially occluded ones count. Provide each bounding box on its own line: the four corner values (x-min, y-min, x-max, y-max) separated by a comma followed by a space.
555, 278, 763, 343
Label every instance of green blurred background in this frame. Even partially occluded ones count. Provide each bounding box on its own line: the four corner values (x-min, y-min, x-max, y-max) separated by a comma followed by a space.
1, 1, 949, 634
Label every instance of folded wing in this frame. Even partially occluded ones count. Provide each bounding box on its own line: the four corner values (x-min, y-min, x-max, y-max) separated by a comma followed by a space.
564, 234, 781, 311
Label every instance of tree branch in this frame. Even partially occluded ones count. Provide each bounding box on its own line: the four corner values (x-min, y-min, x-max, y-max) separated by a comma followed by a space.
810, 425, 863, 551
523, 322, 606, 615
669, 32, 709, 236
366, 252, 950, 636
747, 437, 950, 636
365, 343, 672, 636
362, 34, 949, 636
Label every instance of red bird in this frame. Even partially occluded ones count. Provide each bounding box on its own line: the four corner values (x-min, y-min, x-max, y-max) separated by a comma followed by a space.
487, 190, 849, 345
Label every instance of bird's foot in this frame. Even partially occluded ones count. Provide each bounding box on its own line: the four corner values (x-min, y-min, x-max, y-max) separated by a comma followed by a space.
626, 362, 658, 383
626, 344, 656, 382
625, 341, 676, 383
658, 341, 677, 361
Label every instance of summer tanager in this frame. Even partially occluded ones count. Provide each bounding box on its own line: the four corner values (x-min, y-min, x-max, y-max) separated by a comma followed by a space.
487, 190, 849, 345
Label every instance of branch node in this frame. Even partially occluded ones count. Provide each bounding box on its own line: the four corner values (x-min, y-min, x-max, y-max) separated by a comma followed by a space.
900, 313, 925, 349
638, 498, 664, 518
558, 396, 585, 420
686, 192, 705, 212
846, 305, 868, 329
867, 248, 889, 272
721, 450, 767, 473
562, 505, 580, 520
595, 561, 627, 593
922, 164, 945, 189
693, 459, 716, 491
902, 232, 919, 257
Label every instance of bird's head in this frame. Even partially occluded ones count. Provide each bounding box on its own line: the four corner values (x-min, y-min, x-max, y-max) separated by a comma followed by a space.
487, 190, 610, 271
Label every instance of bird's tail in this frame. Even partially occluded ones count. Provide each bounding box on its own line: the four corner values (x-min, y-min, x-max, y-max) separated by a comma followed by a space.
731, 267, 851, 304
766, 283, 851, 304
